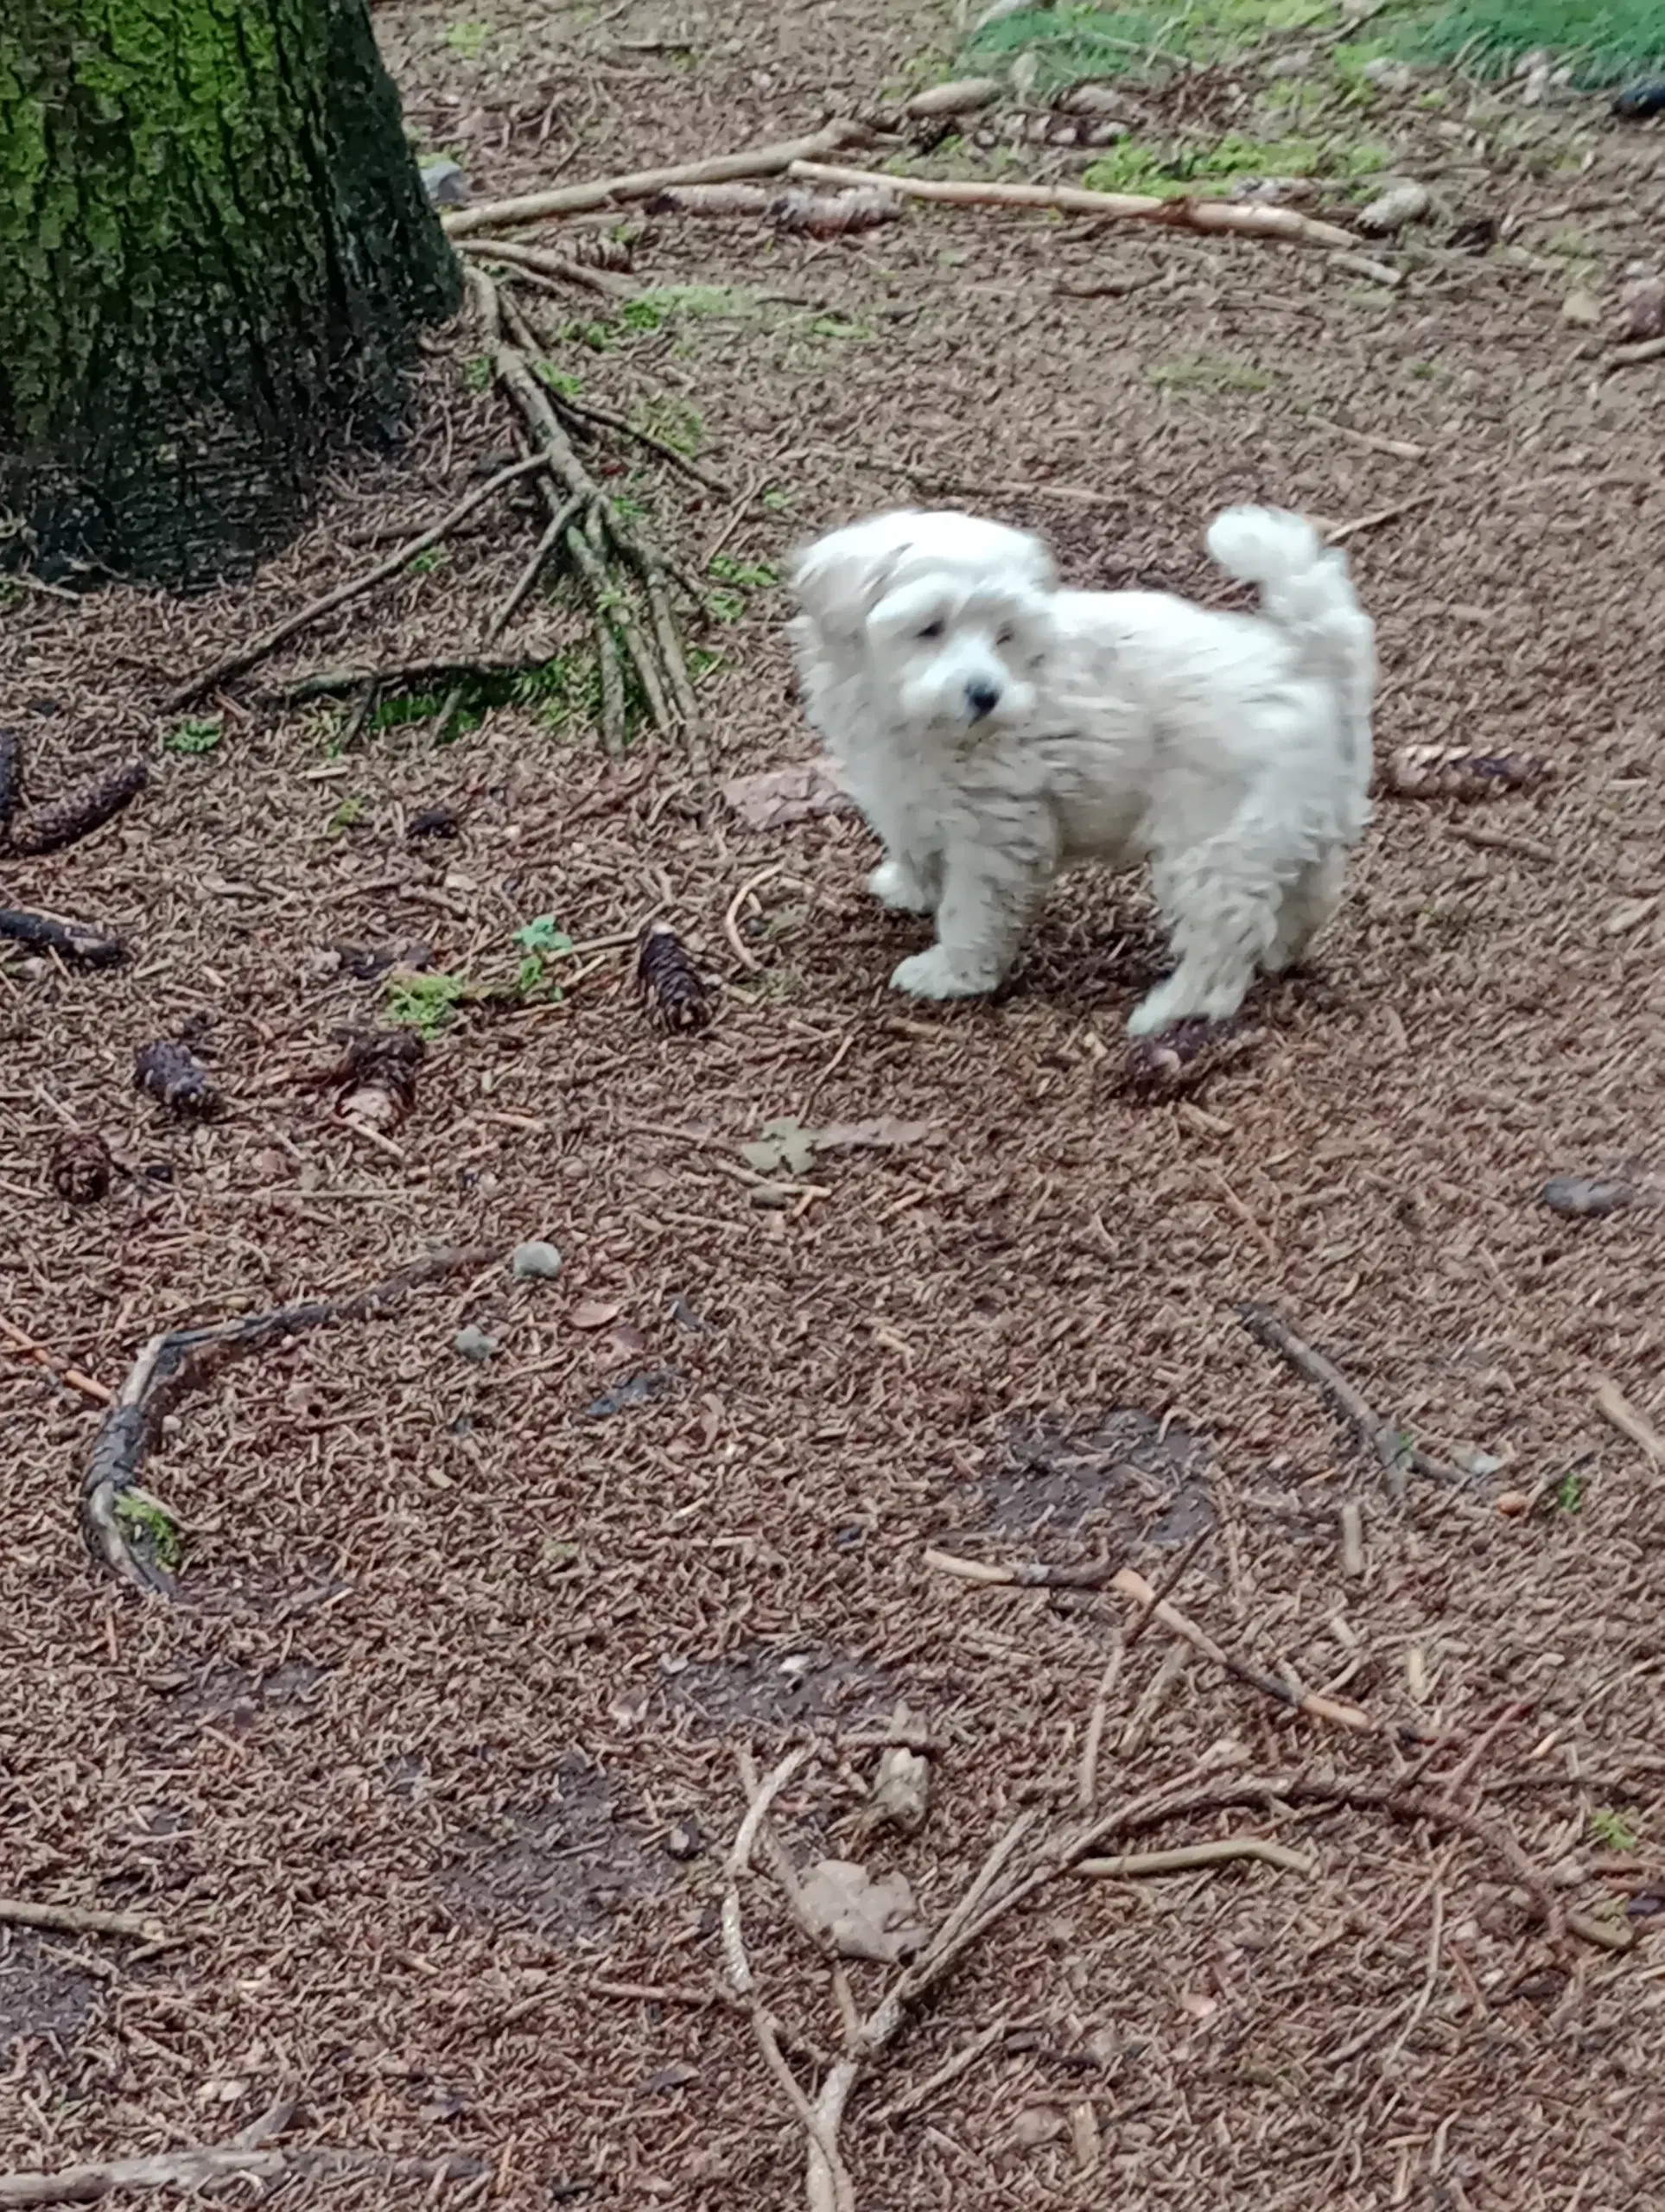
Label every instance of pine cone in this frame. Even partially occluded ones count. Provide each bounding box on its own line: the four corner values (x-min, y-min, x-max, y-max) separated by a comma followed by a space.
0, 729, 22, 832
1123, 1018, 1261, 1099
568, 230, 635, 270
10, 761, 146, 855
134, 1039, 221, 1116
49, 1129, 113, 1204
1383, 746, 1550, 802
637, 921, 713, 1033
311, 1029, 424, 1131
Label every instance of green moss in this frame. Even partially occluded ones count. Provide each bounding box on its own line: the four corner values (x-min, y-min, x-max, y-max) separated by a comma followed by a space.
113, 1491, 182, 1572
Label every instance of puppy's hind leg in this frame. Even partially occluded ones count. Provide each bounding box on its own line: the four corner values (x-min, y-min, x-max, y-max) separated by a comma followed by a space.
1128, 842, 1281, 1036
1263, 848, 1345, 975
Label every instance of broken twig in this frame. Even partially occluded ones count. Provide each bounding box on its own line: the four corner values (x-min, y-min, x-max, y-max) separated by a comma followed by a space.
1236, 1300, 1467, 1493
1077, 1836, 1315, 1878
787, 158, 1359, 250
442, 119, 872, 235
168, 457, 550, 708
0, 1897, 175, 1942
82, 1248, 498, 1596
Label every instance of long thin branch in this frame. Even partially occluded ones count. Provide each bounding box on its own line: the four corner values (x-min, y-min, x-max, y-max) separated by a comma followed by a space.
786, 158, 1359, 250
482, 493, 585, 645
0, 1897, 176, 1942
443, 118, 872, 236
165, 456, 550, 708
82, 1248, 499, 1596
0, 2145, 483, 2209
1236, 1301, 1467, 1491
455, 236, 637, 298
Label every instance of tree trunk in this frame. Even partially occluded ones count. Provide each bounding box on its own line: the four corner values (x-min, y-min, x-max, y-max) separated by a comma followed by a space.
0, 0, 461, 589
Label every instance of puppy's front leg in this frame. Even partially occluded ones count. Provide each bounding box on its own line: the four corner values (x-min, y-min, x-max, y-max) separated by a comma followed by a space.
890, 819, 1055, 1000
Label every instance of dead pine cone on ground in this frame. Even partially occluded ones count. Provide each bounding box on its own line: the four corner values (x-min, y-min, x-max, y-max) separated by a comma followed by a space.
134, 1039, 221, 1117
305, 1029, 425, 1133
8, 760, 146, 855
637, 921, 713, 1033
48, 1129, 113, 1204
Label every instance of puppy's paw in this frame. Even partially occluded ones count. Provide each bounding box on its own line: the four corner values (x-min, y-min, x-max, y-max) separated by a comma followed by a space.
867, 860, 936, 916
890, 946, 997, 1000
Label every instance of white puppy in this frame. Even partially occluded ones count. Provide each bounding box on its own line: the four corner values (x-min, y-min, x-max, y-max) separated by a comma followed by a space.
789, 505, 1376, 1034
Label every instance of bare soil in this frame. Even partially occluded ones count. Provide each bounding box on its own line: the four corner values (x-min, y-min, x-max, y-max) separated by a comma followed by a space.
4, 3, 1665, 2207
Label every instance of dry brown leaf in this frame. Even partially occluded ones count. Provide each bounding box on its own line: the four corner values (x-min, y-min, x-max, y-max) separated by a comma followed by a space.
570, 1299, 623, 1331
721, 759, 853, 830
1010, 2107, 1066, 2150
857, 1708, 932, 1834
799, 1859, 928, 1963
1616, 275, 1665, 343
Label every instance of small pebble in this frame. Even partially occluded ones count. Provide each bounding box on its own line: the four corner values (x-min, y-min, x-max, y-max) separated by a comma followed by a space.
419, 157, 469, 207
512, 1239, 564, 1280
453, 1325, 499, 1362
1540, 1176, 1633, 1219
1357, 181, 1431, 235
664, 1816, 704, 1861
1495, 1490, 1534, 1517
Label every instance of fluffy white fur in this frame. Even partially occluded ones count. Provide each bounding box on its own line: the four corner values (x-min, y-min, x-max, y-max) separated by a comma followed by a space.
789, 503, 1376, 1034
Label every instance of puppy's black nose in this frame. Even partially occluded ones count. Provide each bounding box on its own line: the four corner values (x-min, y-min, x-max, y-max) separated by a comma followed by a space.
966, 680, 1001, 721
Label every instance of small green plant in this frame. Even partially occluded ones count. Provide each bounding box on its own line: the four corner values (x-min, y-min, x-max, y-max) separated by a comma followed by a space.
533, 359, 582, 399
809, 314, 873, 341
1555, 1468, 1584, 1513
385, 971, 471, 1036
632, 395, 705, 455
511, 914, 575, 1000
163, 717, 222, 756
114, 1491, 183, 1572
513, 915, 575, 957
326, 795, 367, 834
464, 354, 493, 392
1148, 355, 1271, 393
443, 19, 489, 58
760, 488, 792, 512
1589, 1807, 1638, 1852
710, 555, 778, 590
408, 547, 448, 577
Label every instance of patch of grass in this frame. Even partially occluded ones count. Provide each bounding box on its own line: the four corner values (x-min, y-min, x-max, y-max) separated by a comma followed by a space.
1407, 0, 1663, 87
113, 1492, 183, 1572
442, 19, 489, 59
1589, 1806, 1638, 1852
407, 547, 448, 577
533, 359, 582, 399
326, 795, 367, 834
464, 355, 493, 392
1084, 126, 1387, 198
1148, 353, 1272, 391
162, 716, 222, 756
632, 395, 705, 455
1555, 1467, 1584, 1513
965, 3, 1329, 91
385, 971, 471, 1036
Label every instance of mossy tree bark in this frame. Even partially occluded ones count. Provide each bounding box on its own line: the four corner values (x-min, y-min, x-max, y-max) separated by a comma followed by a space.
0, 0, 461, 589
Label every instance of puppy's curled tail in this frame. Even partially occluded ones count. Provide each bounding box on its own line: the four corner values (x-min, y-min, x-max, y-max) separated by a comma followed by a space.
1206, 505, 1376, 812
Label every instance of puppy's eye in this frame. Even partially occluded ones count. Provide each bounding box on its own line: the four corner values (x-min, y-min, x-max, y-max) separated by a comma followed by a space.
918, 619, 945, 641
995, 625, 1015, 647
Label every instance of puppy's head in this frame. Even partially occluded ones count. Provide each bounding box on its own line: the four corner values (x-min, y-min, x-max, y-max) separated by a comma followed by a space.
791, 509, 1057, 731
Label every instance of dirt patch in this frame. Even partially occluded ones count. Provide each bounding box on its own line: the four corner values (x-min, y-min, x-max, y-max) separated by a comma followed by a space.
982, 1408, 1215, 1547
441, 1753, 674, 1944
0, 1929, 98, 2056
664, 1644, 894, 1733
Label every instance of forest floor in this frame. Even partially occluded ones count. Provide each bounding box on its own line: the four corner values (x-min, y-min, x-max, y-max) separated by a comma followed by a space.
4, 2, 1665, 2207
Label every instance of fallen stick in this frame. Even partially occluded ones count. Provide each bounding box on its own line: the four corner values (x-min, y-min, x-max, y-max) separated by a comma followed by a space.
0, 2145, 485, 2209
1446, 822, 1556, 864
1324, 491, 1435, 545
0, 1316, 113, 1406
786, 159, 1360, 251
0, 908, 126, 969
1235, 1300, 1467, 1494
82, 1248, 498, 1595
455, 235, 636, 298
1306, 413, 1427, 461
1607, 334, 1665, 368
1595, 1376, 1664, 1465
0, 1897, 174, 1942
925, 1548, 1389, 1735
166, 456, 550, 708
443, 118, 873, 236
1077, 1835, 1315, 1878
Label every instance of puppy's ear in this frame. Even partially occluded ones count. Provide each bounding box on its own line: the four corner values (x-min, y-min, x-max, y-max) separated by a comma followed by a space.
1011, 528, 1058, 594
789, 521, 904, 651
